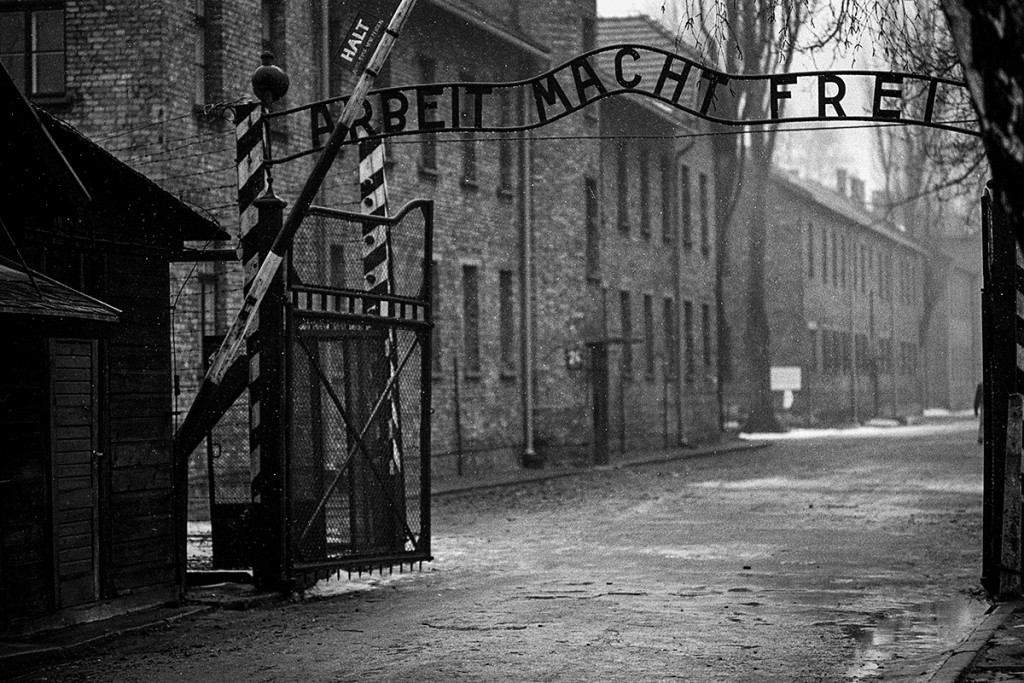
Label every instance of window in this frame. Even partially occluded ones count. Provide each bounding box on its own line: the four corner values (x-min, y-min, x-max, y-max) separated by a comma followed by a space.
822, 330, 832, 373
499, 269, 515, 375
643, 294, 655, 379
680, 164, 692, 250
683, 300, 694, 383
702, 303, 712, 370
261, 0, 285, 65
431, 261, 442, 375
581, 16, 596, 52
839, 235, 846, 287
462, 265, 480, 376
853, 242, 859, 290
617, 142, 629, 232
620, 291, 632, 377
699, 173, 710, 256
193, 0, 207, 104
860, 244, 867, 293
886, 253, 894, 301
199, 272, 221, 336
821, 229, 828, 282
806, 223, 815, 278
877, 249, 884, 295
664, 297, 678, 381
639, 146, 650, 238
327, 4, 350, 96
460, 70, 477, 185
498, 89, 515, 193
855, 333, 868, 371
0, 6, 65, 97
831, 232, 838, 286
585, 176, 600, 280
840, 332, 851, 373
418, 55, 438, 173
661, 153, 675, 243
261, 0, 273, 54
329, 243, 346, 288
808, 329, 818, 372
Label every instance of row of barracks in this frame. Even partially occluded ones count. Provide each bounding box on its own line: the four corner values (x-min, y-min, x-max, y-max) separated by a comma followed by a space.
0, 0, 979, 629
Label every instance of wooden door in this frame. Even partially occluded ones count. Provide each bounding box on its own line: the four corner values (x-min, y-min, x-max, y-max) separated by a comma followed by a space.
50, 339, 100, 608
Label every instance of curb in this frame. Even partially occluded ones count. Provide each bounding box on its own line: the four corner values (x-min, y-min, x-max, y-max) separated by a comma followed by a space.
0, 605, 210, 679
432, 440, 772, 498
928, 602, 1021, 683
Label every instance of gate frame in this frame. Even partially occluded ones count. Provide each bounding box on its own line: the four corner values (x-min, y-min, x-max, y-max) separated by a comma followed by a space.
280, 199, 433, 588
981, 180, 1023, 595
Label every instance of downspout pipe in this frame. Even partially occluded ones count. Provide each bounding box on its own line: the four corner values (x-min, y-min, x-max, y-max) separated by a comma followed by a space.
522, 106, 536, 466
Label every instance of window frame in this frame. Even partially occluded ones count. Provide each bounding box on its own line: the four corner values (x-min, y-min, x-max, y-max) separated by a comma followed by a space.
0, 4, 66, 99
461, 263, 481, 378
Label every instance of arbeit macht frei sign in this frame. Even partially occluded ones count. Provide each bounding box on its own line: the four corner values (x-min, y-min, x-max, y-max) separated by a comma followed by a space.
264, 43, 978, 162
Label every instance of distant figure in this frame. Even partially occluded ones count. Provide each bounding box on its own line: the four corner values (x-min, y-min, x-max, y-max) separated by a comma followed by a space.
975, 382, 984, 445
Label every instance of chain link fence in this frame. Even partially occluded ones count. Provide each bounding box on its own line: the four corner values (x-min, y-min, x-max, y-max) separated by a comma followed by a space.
286, 203, 432, 573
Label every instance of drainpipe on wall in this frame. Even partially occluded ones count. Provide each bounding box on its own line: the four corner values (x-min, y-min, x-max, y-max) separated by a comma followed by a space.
521, 117, 536, 466
674, 143, 695, 442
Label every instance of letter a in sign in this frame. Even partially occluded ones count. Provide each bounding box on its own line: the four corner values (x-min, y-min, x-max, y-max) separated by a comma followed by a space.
339, 11, 385, 73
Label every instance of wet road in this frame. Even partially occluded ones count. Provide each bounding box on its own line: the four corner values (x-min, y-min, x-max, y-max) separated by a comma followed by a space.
22, 418, 985, 682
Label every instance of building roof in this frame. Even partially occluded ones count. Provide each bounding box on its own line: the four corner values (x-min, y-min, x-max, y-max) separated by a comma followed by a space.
0, 61, 90, 215
773, 171, 928, 255
595, 15, 705, 125
597, 15, 702, 64
36, 109, 230, 243
0, 61, 228, 244
0, 255, 120, 325
426, 0, 548, 61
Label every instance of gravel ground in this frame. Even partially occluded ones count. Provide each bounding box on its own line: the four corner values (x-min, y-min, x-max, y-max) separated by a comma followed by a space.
19, 418, 985, 682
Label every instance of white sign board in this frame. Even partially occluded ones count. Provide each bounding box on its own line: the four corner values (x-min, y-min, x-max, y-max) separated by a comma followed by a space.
770, 366, 802, 391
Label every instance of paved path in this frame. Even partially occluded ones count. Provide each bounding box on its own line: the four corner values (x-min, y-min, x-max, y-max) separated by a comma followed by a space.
15, 419, 986, 682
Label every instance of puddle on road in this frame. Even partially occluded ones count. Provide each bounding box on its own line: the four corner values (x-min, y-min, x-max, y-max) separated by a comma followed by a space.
839, 596, 989, 680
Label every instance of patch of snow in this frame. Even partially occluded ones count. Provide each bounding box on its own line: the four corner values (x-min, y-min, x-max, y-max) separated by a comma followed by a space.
740, 420, 975, 441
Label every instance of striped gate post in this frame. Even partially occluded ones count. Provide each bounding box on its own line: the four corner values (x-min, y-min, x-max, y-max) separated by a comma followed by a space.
357, 137, 407, 550
235, 102, 287, 588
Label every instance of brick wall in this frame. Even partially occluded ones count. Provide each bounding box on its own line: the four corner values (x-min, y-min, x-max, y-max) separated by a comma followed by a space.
724, 173, 928, 426
42, 0, 723, 484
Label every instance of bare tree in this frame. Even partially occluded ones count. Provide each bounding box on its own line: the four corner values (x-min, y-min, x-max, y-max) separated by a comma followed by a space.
940, 1, 1024, 243
870, 0, 985, 408
667, 0, 844, 431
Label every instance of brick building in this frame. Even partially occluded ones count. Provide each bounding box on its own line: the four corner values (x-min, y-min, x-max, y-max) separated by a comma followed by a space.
594, 15, 721, 454
2, 1, 724, 504
924, 234, 983, 411
724, 168, 930, 425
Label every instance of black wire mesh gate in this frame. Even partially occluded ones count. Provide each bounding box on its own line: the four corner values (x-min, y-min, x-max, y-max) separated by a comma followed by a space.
285, 200, 433, 580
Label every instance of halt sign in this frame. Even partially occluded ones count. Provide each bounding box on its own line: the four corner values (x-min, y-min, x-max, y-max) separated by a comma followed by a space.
339, 12, 385, 73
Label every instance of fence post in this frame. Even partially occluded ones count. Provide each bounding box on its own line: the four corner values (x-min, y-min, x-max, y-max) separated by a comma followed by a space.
1001, 394, 1023, 597
453, 356, 463, 476
249, 191, 288, 592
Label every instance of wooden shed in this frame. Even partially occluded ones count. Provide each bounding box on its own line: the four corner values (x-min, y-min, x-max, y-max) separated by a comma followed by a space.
0, 63, 228, 634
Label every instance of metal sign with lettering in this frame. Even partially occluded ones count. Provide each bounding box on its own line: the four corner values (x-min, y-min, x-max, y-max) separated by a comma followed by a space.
266, 44, 979, 164
339, 12, 386, 74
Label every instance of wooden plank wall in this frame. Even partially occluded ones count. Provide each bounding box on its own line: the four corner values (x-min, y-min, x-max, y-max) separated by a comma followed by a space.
50, 340, 99, 608
0, 337, 55, 621
103, 250, 177, 593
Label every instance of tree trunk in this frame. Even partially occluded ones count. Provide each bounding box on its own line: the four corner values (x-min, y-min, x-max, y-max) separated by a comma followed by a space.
740, 162, 781, 432
942, 0, 1024, 235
